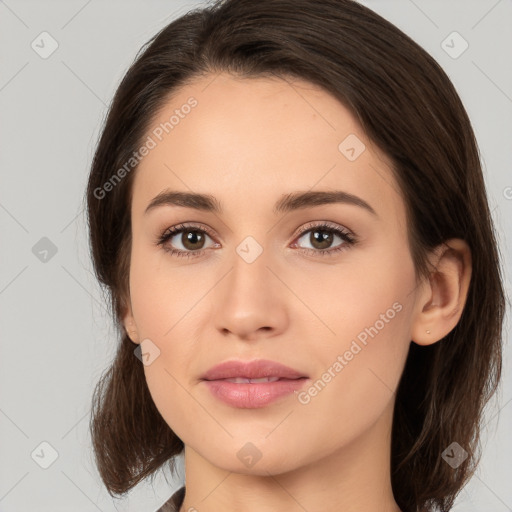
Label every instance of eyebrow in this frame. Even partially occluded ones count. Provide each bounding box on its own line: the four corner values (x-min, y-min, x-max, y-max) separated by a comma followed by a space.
144, 189, 377, 217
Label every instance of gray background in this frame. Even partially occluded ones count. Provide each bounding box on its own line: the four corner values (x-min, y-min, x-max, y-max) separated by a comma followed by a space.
0, 1, 511, 510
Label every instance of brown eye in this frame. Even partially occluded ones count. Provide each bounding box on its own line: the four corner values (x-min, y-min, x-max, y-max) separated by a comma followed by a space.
295, 224, 354, 254
306, 229, 335, 250
179, 230, 207, 250
157, 223, 218, 258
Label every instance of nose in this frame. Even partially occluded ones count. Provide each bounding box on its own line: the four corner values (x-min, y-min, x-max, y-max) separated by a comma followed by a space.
212, 245, 289, 341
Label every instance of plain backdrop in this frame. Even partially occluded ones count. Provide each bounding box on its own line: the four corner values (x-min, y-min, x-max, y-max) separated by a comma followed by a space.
0, 1, 511, 510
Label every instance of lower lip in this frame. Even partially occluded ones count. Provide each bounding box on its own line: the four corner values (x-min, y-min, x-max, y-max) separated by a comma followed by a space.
203, 378, 309, 408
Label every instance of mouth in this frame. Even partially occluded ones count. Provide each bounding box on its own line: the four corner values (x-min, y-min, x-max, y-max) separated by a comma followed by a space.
206, 376, 307, 383
202, 376, 309, 408
201, 359, 308, 382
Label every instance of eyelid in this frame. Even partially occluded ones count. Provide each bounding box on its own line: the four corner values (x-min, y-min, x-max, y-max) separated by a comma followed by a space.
165, 221, 216, 238
294, 220, 353, 238
159, 220, 354, 242
156, 220, 357, 258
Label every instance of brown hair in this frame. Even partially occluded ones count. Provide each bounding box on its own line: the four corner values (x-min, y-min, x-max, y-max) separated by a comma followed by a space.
85, 1, 505, 510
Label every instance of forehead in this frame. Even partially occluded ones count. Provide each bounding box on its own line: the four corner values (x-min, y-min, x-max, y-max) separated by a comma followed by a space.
131, 72, 404, 224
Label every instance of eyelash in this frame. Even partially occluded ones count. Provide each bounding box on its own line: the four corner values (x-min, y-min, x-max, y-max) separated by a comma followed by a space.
155, 221, 357, 259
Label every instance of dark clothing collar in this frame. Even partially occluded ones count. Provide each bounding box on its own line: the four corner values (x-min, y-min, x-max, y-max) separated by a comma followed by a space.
156, 486, 185, 512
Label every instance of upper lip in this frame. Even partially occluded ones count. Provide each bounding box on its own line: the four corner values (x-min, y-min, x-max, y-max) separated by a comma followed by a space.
201, 359, 308, 381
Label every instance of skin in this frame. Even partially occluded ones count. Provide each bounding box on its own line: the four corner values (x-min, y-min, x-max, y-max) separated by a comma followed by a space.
122, 72, 472, 512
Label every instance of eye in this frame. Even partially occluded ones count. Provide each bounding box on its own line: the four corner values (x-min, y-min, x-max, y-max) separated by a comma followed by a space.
156, 221, 357, 259
156, 223, 218, 259
292, 222, 357, 256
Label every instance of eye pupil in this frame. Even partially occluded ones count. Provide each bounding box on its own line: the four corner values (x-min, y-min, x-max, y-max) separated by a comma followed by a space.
311, 230, 333, 249
183, 230, 205, 250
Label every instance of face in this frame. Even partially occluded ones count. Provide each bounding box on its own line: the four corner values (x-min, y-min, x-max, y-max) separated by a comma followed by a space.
124, 72, 419, 474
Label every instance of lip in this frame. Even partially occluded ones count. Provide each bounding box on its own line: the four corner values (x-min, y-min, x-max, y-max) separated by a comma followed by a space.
201, 359, 308, 381
203, 378, 309, 408
200, 359, 309, 409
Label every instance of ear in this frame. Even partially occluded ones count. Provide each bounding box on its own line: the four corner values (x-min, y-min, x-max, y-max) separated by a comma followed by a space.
122, 298, 140, 344
411, 238, 472, 346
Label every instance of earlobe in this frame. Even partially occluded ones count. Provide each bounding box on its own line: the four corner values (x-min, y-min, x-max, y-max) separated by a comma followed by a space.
126, 323, 140, 344
122, 302, 140, 344
411, 239, 472, 346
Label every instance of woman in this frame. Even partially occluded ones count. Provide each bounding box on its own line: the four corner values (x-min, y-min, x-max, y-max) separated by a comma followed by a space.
85, 1, 505, 511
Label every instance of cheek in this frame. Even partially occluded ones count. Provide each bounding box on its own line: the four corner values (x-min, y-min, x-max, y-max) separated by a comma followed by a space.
128, 248, 204, 418
293, 246, 414, 414
291, 297, 410, 447
293, 239, 414, 352
128, 243, 192, 338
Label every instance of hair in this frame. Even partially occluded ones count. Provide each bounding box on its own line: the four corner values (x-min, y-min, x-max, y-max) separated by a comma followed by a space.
85, 1, 505, 510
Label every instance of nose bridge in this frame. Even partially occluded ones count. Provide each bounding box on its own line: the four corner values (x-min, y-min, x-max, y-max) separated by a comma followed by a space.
212, 233, 288, 337
228, 234, 274, 299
